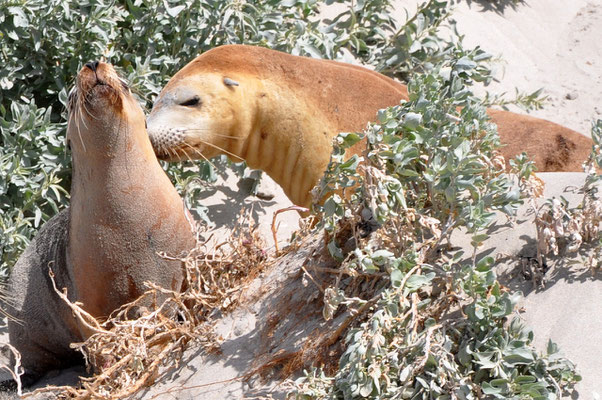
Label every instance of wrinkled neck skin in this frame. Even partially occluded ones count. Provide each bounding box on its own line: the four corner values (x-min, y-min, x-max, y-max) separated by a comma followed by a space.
149, 74, 333, 208
68, 97, 193, 319
225, 78, 335, 208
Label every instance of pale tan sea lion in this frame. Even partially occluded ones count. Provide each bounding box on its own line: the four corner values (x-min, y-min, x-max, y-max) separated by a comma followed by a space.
147, 44, 594, 207
5, 61, 196, 380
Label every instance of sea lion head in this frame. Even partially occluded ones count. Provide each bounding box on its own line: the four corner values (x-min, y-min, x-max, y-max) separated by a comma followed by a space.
67, 61, 145, 154
146, 66, 246, 162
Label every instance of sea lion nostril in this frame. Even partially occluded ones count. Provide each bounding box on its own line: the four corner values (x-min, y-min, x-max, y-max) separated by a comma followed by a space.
85, 61, 100, 72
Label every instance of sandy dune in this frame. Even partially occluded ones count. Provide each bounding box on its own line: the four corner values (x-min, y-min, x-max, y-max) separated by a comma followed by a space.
453, 0, 602, 135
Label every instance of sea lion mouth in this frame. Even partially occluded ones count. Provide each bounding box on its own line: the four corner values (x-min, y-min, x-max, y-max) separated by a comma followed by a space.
67, 61, 130, 115
155, 145, 189, 162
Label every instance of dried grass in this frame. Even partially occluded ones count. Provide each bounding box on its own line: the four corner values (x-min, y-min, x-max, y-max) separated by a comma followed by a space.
22, 210, 268, 399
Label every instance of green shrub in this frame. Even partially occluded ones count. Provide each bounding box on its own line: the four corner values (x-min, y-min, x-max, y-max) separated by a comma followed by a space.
0, 102, 69, 279
295, 56, 580, 400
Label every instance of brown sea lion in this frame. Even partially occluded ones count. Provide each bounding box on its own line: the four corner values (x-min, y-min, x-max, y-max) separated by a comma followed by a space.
146, 44, 593, 207
5, 61, 196, 380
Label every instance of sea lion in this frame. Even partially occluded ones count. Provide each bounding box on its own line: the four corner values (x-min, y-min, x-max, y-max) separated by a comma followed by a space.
5, 61, 196, 380
146, 44, 594, 207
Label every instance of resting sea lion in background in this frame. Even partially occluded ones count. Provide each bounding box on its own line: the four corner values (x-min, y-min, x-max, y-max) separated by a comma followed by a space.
5, 62, 196, 380
147, 44, 594, 208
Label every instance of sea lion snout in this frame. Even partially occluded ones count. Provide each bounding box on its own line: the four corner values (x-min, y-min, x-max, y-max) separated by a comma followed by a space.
77, 61, 118, 94
71, 61, 133, 121
84, 60, 100, 72
147, 125, 186, 160
68, 61, 144, 154
147, 70, 252, 163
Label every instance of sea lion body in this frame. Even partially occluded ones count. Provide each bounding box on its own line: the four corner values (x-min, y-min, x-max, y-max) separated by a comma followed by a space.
6, 209, 83, 375
6, 62, 196, 379
147, 44, 593, 207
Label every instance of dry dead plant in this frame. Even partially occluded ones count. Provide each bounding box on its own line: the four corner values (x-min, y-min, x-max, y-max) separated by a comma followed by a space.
23, 210, 269, 399
271, 205, 310, 255
532, 156, 602, 270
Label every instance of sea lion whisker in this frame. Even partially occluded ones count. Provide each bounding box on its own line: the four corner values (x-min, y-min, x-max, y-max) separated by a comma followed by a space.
183, 142, 217, 169
167, 146, 178, 161
123, 82, 152, 110
170, 148, 182, 163
66, 87, 78, 113
117, 76, 131, 93
198, 140, 244, 162
183, 130, 244, 140
76, 101, 88, 129
158, 145, 168, 159
82, 86, 114, 121
76, 121, 88, 153
81, 94, 100, 121
179, 146, 196, 165
76, 101, 89, 130
74, 103, 88, 153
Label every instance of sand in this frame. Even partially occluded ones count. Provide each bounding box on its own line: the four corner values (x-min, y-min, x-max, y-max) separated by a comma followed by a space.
451, 0, 602, 135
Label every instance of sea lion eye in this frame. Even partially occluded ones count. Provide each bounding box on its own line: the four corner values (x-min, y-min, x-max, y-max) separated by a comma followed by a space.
180, 96, 201, 107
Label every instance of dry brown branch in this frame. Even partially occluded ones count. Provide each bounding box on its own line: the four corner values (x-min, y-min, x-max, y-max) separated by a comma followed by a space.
49, 267, 107, 336
0, 343, 23, 397
24, 209, 269, 399
530, 154, 602, 271
271, 205, 309, 255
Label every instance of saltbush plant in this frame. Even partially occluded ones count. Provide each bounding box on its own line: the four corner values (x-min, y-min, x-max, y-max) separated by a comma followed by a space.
295, 57, 581, 399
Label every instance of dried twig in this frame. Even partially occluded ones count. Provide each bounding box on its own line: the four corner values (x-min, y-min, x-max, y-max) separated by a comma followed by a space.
271, 205, 309, 255
27, 210, 269, 399
0, 343, 23, 397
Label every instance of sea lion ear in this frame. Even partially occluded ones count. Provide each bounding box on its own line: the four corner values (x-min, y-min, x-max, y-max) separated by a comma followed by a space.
223, 77, 239, 87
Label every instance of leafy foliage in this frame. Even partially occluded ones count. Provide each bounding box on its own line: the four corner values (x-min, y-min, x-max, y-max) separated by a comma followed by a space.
0, 102, 69, 280
295, 58, 580, 398
314, 59, 519, 258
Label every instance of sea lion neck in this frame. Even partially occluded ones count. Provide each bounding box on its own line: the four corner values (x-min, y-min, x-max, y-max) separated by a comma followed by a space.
71, 111, 153, 160
67, 63, 195, 319
238, 78, 334, 207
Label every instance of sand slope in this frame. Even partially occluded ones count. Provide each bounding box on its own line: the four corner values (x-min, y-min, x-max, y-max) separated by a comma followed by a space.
452, 0, 602, 134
